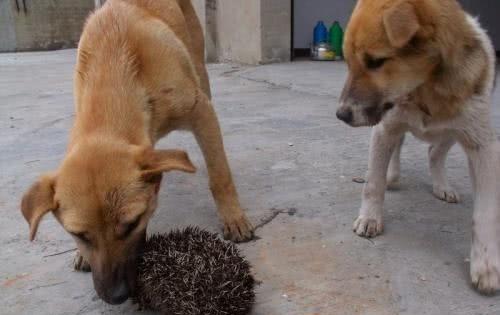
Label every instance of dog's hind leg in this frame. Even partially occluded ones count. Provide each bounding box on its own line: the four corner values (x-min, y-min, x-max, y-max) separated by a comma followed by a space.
386, 134, 405, 190
188, 92, 253, 242
429, 137, 459, 203
179, 0, 211, 99
354, 123, 405, 238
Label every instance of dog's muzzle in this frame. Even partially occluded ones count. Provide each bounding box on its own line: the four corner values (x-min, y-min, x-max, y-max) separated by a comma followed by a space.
336, 107, 353, 124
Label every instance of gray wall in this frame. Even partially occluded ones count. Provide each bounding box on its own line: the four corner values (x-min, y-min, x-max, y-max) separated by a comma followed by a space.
261, 0, 291, 63
0, 0, 94, 52
294, 0, 500, 50
459, 0, 500, 50
0, 1, 17, 52
293, 0, 356, 49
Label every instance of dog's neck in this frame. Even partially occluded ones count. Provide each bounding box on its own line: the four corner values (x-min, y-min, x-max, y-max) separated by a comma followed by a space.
70, 85, 152, 151
411, 13, 492, 120
71, 46, 155, 148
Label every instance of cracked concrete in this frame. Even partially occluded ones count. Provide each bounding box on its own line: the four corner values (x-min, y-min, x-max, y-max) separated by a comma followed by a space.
1, 49, 500, 315
254, 208, 297, 230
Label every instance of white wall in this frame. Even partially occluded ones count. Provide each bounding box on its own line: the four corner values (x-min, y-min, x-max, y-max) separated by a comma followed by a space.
215, 0, 262, 64
205, 0, 291, 64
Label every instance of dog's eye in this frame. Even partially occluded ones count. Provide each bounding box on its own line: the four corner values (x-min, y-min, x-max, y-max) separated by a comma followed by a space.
365, 55, 388, 70
71, 232, 92, 245
124, 220, 140, 236
121, 217, 142, 239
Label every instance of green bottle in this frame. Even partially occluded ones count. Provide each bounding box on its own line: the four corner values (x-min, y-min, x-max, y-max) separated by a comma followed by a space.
329, 21, 344, 59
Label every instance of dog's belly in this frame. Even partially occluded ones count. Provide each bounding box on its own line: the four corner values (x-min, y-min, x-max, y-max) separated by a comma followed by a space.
407, 126, 453, 144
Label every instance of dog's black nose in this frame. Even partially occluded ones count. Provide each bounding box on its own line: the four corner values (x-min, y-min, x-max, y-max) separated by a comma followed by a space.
336, 108, 353, 124
108, 282, 129, 305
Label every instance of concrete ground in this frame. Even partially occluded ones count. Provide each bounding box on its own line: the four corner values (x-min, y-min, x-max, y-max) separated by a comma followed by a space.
1, 49, 500, 315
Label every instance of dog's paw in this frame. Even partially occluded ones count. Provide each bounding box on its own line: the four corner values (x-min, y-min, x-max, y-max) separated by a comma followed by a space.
432, 185, 460, 203
353, 216, 383, 238
73, 251, 91, 272
223, 214, 254, 243
471, 254, 500, 295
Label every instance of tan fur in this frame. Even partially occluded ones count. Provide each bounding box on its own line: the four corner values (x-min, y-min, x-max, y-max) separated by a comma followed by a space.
338, 0, 500, 294
21, 0, 252, 304
341, 0, 488, 121
383, 1, 420, 48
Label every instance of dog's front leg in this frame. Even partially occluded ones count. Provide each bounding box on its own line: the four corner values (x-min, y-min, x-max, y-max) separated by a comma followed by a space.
354, 124, 405, 238
73, 250, 91, 272
188, 92, 254, 242
386, 134, 405, 189
463, 141, 500, 294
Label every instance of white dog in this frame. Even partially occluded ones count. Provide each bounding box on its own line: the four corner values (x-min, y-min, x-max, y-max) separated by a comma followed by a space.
336, 0, 499, 294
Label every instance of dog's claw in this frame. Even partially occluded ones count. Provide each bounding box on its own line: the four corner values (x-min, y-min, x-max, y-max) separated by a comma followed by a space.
73, 251, 91, 272
471, 251, 500, 295
223, 214, 254, 243
353, 216, 383, 238
433, 185, 460, 203
472, 274, 500, 296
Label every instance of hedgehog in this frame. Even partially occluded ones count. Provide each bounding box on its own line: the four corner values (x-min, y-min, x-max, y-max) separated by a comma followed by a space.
134, 227, 255, 315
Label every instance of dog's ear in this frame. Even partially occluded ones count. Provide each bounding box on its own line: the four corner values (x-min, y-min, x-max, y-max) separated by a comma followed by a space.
383, 1, 420, 48
136, 148, 196, 182
21, 173, 58, 241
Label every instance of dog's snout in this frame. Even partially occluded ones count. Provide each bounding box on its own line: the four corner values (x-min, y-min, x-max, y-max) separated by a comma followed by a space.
107, 282, 130, 305
336, 108, 353, 124
93, 262, 135, 305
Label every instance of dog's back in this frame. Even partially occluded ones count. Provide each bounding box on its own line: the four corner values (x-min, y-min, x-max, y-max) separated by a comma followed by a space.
117, 0, 209, 94
74, 0, 210, 143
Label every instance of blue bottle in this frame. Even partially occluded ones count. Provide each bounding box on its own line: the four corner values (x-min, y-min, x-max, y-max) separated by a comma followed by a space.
313, 21, 328, 45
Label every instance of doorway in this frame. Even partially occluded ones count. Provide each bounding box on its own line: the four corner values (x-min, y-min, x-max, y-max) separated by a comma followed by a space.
291, 0, 356, 60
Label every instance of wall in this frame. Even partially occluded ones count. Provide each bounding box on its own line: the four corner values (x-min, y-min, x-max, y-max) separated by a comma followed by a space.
215, 0, 262, 64
261, 0, 291, 63
459, 0, 500, 50
0, 1, 17, 52
205, 0, 218, 62
0, 0, 94, 52
1, 0, 292, 64
293, 0, 500, 51
206, 0, 291, 64
293, 0, 356, 49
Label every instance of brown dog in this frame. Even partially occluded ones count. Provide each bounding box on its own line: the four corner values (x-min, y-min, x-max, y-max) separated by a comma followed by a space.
21, 0, 253, 304
337, 0, 499, 294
